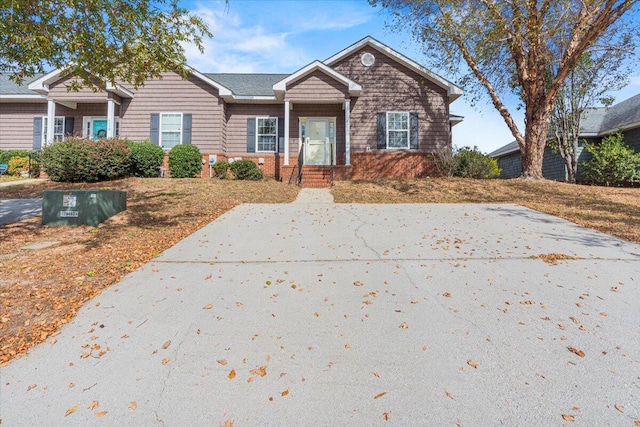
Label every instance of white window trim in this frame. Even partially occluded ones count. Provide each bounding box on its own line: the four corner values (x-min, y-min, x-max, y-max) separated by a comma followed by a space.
160, 112, 183, 149
83, 116, 120, 139
256, 117, 278, 153
386, 111, 410, 150
42, 116, 65, 146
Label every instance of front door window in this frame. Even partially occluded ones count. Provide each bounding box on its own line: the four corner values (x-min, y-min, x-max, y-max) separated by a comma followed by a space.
93, 120, 108, 139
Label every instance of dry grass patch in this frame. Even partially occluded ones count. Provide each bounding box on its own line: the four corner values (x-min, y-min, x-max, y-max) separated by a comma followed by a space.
0, 178, 299, 364
332, 178, 640, 244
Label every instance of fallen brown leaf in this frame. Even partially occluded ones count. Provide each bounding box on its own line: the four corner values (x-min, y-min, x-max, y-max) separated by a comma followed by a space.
467, 359, 478, 369
562, 414, 575, 422
217, 359, 228, 365
128, 401, 137, 410
281, 389, 289, 396
445, 391, 455, 400
65, 406, 77, 417
614, 403, 624, 413
443, 292, 451, 298
383, 412, 392, 421
228, 369, 236, 379
88, 401, 99, 410
374, 392, 387, 399
399, 322, 409, 329
250, 366, 267, 377
220, 420, 233, 427
162, 357, 170, 365
567, 347, 585, 357
95, 411, 107, 417
162, 340, 171, 349
354, 281, 364, 287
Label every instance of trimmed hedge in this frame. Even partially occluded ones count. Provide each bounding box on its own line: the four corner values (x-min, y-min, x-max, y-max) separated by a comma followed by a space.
41, 136, 132, 182
168, 144, 202, 178
230, 159, 263, 180
212, 160, 230, 179
128, 140, 165, 177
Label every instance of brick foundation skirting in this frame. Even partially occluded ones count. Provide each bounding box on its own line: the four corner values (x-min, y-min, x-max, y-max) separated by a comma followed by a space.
161, 151, 440, 181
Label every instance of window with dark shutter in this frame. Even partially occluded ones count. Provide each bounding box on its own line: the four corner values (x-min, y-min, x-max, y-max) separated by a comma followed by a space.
182, 114, 192, 144
409, 112, 419, 149
377, 112, 386, 149
277, 117, 284, 153
32, 117, 43, 151
150, 113, 160, 145
246, 118, 256, 152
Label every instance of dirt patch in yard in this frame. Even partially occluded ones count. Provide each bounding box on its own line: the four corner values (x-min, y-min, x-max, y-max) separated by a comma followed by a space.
0, 178, 299, 365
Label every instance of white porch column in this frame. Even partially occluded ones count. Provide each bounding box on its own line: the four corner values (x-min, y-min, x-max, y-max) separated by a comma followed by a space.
344, 98, 351, 166
107, 97, 115, 138
284, 99, 290, 166
46, 99, 56, 144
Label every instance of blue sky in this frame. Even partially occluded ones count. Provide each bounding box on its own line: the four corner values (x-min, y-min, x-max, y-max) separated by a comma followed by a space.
182, 0, 640, 154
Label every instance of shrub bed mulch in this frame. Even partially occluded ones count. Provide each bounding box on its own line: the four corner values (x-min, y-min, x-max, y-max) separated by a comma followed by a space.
0, 178, 299, 365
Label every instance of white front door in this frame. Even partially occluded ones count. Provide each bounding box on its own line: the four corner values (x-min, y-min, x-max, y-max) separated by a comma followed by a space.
306, 118, 328, 165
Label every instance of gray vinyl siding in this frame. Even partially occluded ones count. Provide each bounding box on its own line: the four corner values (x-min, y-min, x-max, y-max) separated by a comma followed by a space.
496, 152, 522, 179
119, 72, 223, 152
225, 104, 284, 154
48, 75, 112, 102
286, 70, 349, 102
0, 102, 106, 149
623, 127, 640, 152
332, 47, 450, 153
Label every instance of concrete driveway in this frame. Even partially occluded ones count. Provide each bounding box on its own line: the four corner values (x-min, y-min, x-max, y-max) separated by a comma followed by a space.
0, 198, 42, 225
2, 190, 639, 426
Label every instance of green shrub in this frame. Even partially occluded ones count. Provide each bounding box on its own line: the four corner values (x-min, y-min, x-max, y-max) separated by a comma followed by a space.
0, 150, 33, 165
582, 132, 640, 186
128, 140, 165, 177
229, 159, 264, 180
41, 136, 131, 182
168, 144, 202, 178
212, 160, 230, 179
453, 146, 501, 179
7, 156, 30, 176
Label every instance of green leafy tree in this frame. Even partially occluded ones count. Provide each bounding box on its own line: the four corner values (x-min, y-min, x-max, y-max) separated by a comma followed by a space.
548, 26, 635, 183
0, 0, 212, 89
372, 0, 639, 179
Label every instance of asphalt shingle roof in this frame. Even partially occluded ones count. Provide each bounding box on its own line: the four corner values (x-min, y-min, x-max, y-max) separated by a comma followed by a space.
490, 92, 640, 157
204, 73, 289, 97
0, 73, 45, 95
599, 92, 640, 132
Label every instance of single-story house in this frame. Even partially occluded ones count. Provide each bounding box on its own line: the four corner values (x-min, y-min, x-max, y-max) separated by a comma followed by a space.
490, 92, 640, 181
0, 36, 464, 184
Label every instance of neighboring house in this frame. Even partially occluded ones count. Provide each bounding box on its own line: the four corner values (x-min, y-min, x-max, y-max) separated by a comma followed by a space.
490, 93, 640, 181
0, 36, 463, 184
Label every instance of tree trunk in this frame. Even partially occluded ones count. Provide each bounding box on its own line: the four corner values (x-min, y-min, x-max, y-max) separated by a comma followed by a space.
521, 99, 552, 179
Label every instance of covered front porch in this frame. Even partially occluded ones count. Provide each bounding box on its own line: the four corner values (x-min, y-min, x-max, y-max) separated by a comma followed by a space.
28, 72, 134, 145
272, 60, 361, 186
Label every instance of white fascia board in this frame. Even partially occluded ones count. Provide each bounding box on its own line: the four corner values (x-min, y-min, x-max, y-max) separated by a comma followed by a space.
0, 94, 47, 102
189, 69, 233, 97
105, 82, 135, 99
27, 69, 66, 94
325, 36, 463, 102
273, 60, 362, 96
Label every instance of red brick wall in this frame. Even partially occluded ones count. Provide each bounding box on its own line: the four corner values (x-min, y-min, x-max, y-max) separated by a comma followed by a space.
349, 151, 440, 180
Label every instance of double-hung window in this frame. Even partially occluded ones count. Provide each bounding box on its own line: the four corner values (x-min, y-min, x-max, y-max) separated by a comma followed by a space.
256, 118, 277, 152
386, 112, 410, 149
43, 117, 65, 145
160, 113, 183, 149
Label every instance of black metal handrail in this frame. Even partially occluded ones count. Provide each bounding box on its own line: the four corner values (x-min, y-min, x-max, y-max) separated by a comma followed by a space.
330, 142, 335, 187
297, 141, 304, 186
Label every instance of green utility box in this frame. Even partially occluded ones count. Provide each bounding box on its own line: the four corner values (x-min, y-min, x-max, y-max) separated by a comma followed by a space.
42, 190, 127, 226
